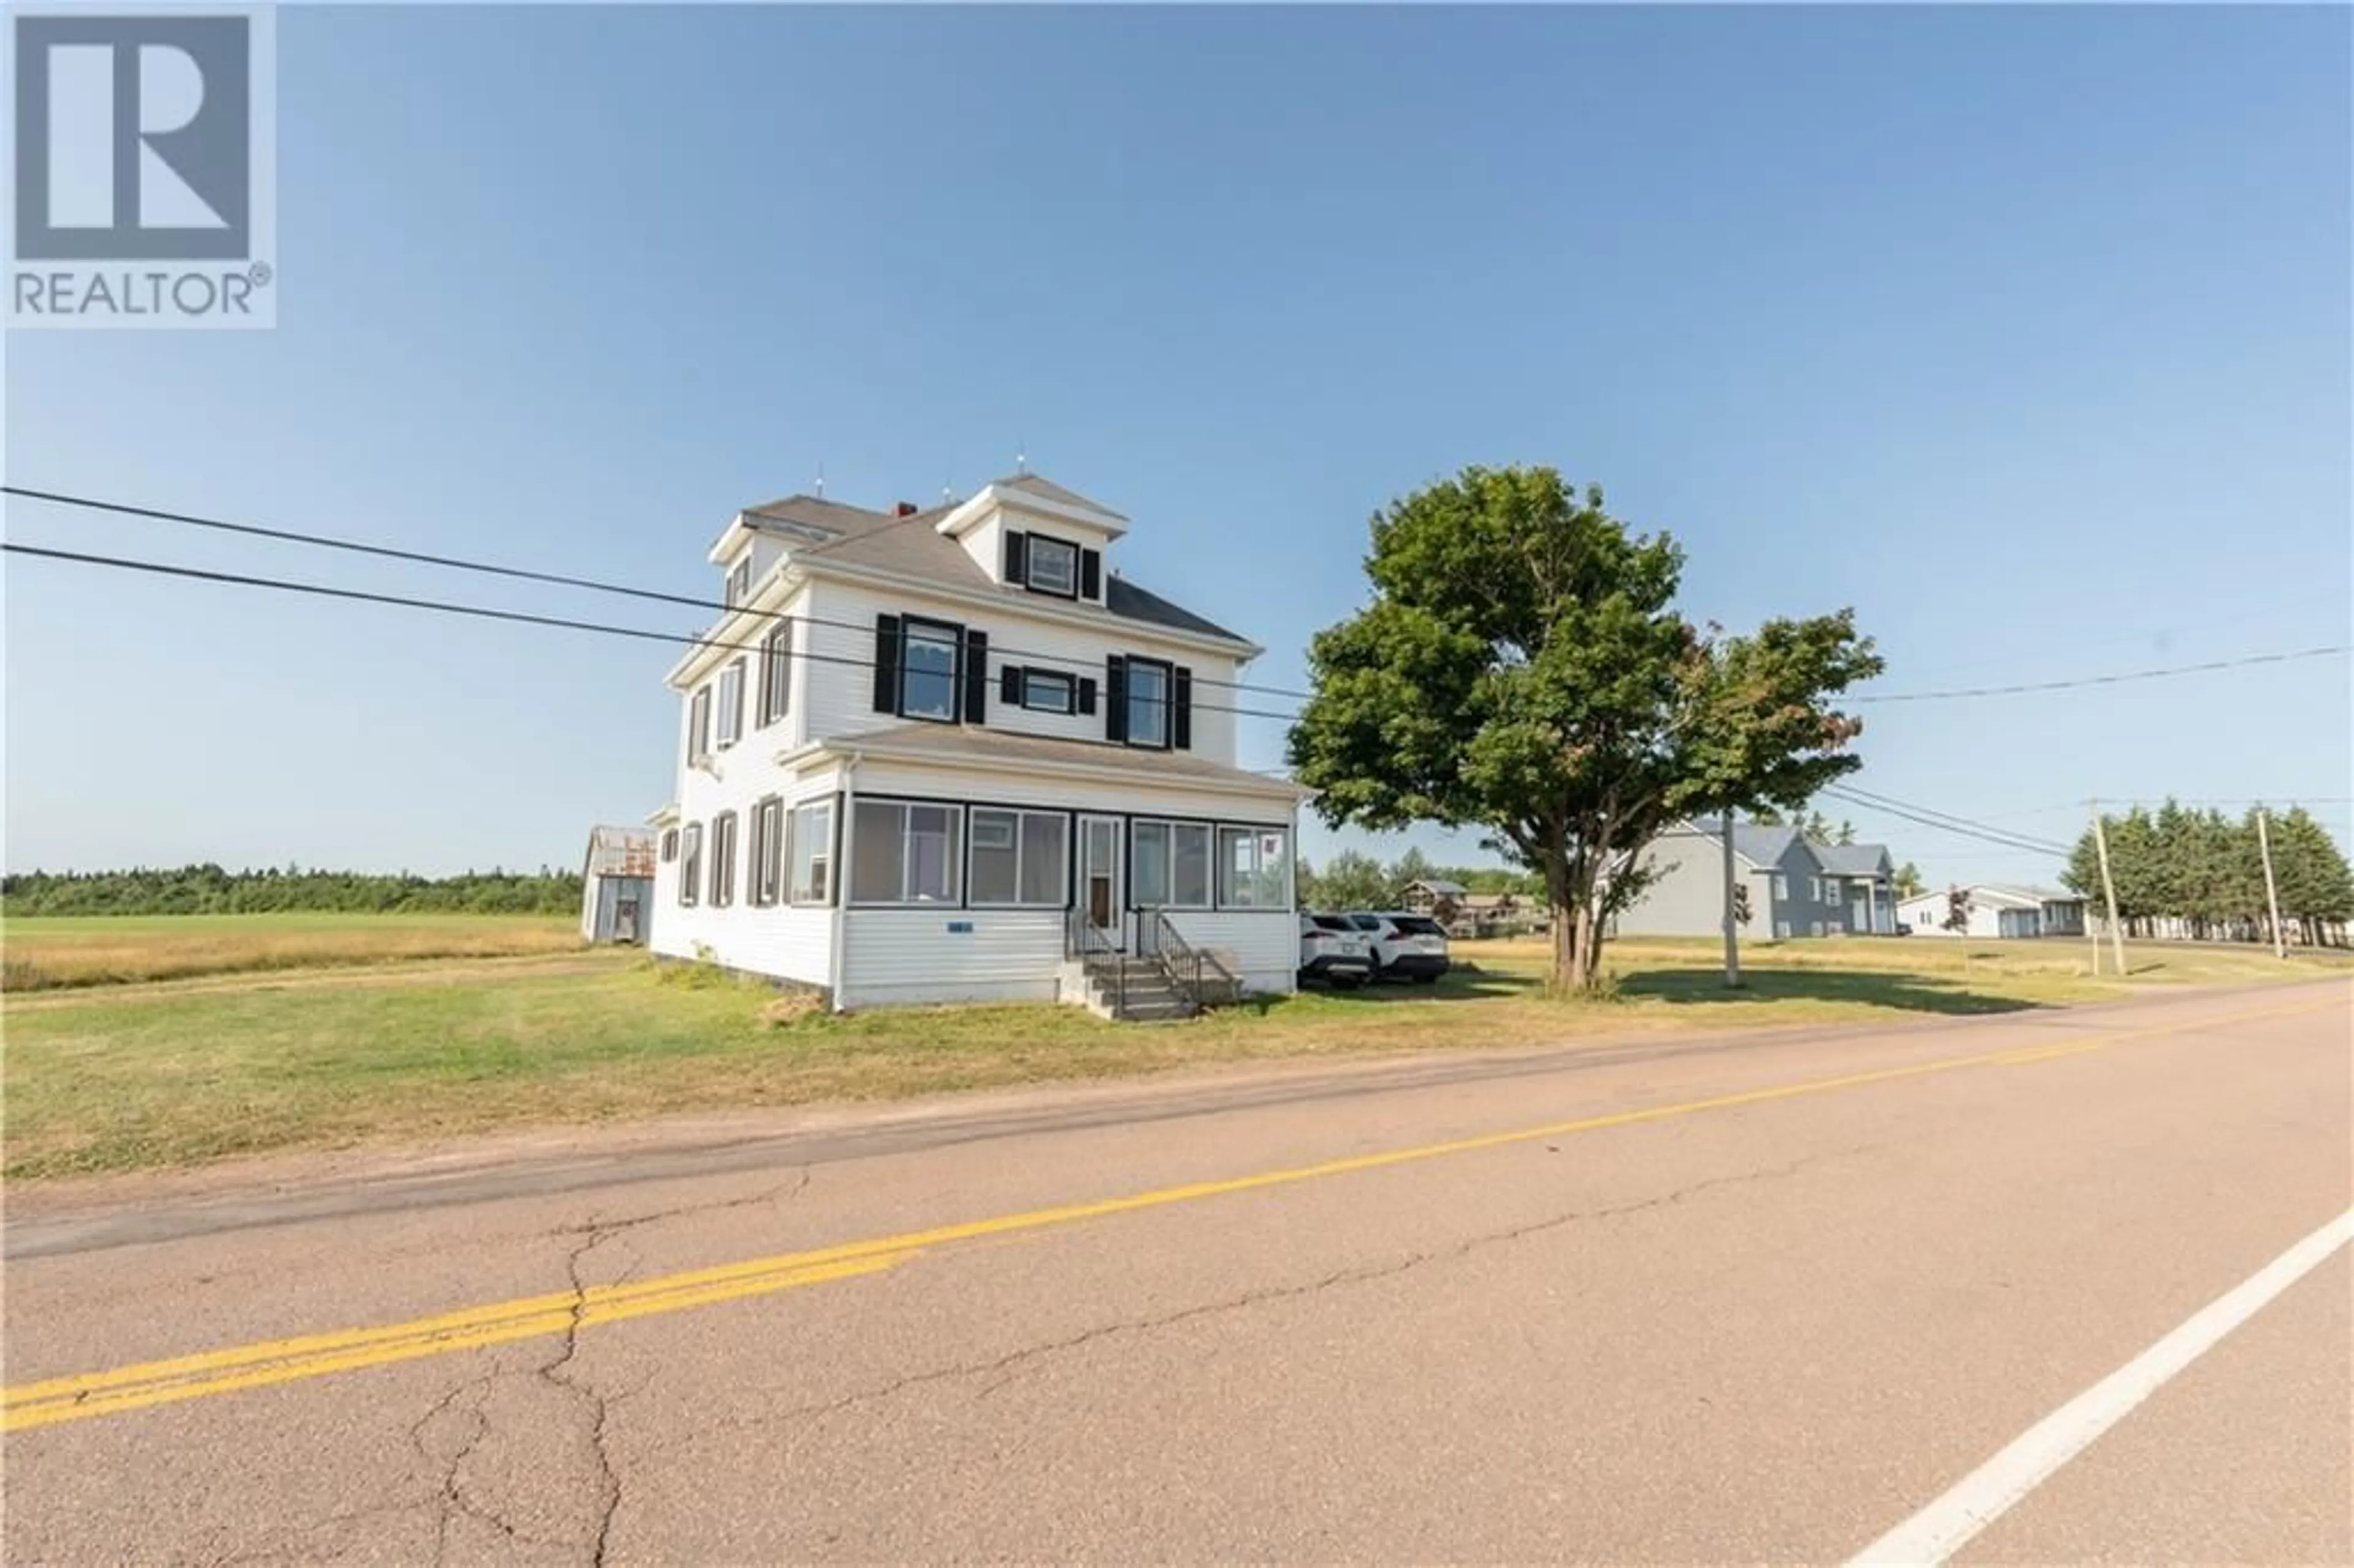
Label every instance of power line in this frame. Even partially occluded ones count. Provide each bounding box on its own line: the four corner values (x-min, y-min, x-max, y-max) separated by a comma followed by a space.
1850, 646, 2347, 703
0, 544, 1308, 724
1818, 785, 2073, 857
8, 485, 2345, 712
1827, 782, 2076, 852
0, 485, 1316, 703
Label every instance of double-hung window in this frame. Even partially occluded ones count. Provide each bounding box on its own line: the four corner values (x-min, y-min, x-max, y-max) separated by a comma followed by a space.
709, 811, 738, 907
899, 620, 961, 723
749, 796, 784, 906
969, 808, 1068, 907
758, 623, 792, 727
1024, 535, 1078, 596
678, 823, 703, 906
1021, 669, 1075, 714
1132, 821, 1213, 908
1124, 658, 1171, 748
659, 829, 678, 863
788, 801, 833, 905
716, 659, 745, 748
852, 801, 962, 904
725, 557, 751, 609
1216, 826, 1290, 909
687, 687, 712, 763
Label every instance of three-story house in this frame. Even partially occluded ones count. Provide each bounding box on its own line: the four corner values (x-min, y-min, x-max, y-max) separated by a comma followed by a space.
647, 473, 1306, 1013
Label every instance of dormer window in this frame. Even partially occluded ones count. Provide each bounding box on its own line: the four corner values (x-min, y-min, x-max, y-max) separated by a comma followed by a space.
725, 557, 751, 609
1026, 535, 1078, 596
1002, 530, 1099, 600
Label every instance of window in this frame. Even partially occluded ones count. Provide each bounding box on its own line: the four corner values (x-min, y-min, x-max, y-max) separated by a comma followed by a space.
716, 659, 746, 748
1217, 826, 1290, 909
1769, 872, 1788, 901
852, 801, 962, 904
788, 801, 832, 905
688, 687, 712, 763
969, 808, 1068, 907
758, 623, 792, 726
710, 812, 738, 907
679, 823, 703, 906
900, 620, 961, 723
1132, 820, 1213, 908
1125, 658, 1171, 748
660, 829, 678, 863
1021, 669, 1075, 714
725, 557, 751, 609
1025, 535, 1079, 596
749, 797, 784, 906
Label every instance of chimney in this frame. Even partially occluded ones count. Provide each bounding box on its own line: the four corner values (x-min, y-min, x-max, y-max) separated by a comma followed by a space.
895, 501, 920, 517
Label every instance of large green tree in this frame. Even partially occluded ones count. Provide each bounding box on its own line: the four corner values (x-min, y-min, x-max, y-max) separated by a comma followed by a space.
1316, 850, 1393, 911
1288, 466, 1882, 990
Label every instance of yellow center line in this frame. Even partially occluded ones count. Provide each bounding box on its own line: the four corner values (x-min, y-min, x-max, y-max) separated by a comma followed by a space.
6, 990, 2341, 1434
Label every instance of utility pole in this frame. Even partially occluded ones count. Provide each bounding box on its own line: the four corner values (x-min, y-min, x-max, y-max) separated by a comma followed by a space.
2090, 800, 2127, 976
2258, 807, 2287, 959
1721, 808, 1742, 988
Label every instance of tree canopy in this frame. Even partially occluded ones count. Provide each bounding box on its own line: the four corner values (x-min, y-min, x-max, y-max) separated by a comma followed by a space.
1, 864, 582, 917
1288, 465, 1881, 989
2063, 804, 2352, 945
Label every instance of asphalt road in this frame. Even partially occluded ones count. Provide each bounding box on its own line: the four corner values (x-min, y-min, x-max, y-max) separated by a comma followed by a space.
6, 982, 2348, 1564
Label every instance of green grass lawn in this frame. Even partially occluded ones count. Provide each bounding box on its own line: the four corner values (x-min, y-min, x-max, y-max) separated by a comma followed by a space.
1, 911, 584, 991
7, 927, 2346, 1181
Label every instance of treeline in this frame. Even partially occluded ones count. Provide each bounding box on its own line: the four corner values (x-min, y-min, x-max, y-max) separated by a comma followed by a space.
2063, 804, 2352, 946
1296, 847, 1546, 911
1, 864, 582, 917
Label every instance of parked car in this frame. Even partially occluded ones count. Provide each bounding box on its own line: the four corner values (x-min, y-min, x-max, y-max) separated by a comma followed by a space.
1344, 911, 1452, 983
1297, 913, 1376, 988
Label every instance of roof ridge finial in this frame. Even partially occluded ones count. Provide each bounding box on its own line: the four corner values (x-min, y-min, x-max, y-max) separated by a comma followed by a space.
814, 460, 825, 500
1015, 440, 1028, 478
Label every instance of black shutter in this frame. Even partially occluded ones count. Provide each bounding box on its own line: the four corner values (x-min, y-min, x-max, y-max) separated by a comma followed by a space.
1173, 666, 1194, 750
872, 615, 901, 713
1003, 530, 1028, 585
1078, 677, 1097, 716
1080, 549, 1102, 600
1105, 657, 1128, 743
1000, 664, 1021, 704
962, 630, 989, 724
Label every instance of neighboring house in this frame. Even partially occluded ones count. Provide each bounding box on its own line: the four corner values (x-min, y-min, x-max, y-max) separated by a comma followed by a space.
1894, 885, 2087, 939
1609, 820, 1899, 939
1401, 879, 1469, 919
1452, 891, 1525, 937
579, 826, 655, 943
647, 473, 1308, 1014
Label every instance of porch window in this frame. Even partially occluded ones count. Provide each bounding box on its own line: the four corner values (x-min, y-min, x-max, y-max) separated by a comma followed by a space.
678, 822, 703, 907
1216, 826, 1290, 909
852, 801, 962, 904
1132, 820, 1213, 908
969, 808, 1068, 907
787, 801, 832, 905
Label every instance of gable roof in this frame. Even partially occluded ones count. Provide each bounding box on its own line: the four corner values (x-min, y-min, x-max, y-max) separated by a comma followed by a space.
1814, 843, 1894, 876
1406, 878, 1470, 897
734, 487, 1246, 647
1729, 823, 1804, 867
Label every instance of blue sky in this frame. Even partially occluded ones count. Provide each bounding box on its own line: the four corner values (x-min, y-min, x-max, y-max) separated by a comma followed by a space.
7, 4, 2348, 885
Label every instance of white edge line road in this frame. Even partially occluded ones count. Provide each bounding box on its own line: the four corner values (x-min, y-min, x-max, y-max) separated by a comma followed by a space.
1846, 1204, 2354, 1566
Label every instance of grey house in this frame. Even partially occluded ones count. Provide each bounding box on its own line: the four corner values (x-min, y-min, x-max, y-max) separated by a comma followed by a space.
1609, 821, 1897, 939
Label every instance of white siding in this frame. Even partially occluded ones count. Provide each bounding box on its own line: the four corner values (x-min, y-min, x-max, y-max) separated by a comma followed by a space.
649, 741, 844, 984
799, 576, 1244, 765
839, 909, 1064, 1007
1165, 908, 1298, 994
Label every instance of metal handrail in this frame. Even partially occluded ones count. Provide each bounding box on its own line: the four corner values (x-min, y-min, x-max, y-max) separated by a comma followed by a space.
1138, 908, 1236, 1012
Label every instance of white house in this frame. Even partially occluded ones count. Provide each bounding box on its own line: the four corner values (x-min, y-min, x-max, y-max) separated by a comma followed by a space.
646, 473, 1307, 1019
1895, 884, 2088, 939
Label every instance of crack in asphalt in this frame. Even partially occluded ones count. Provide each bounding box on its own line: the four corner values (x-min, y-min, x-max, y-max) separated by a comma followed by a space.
678, 1142, 1886, 1448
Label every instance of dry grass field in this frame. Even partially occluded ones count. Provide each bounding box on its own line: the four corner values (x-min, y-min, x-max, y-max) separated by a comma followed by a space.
6, 918, 2345, 1180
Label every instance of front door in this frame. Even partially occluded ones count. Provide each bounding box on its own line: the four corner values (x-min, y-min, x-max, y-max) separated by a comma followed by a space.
614, 897, 640, 943
1078, 815, 1122, 943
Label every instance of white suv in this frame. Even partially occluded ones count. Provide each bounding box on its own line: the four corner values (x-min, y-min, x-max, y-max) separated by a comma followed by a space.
1297, 913, 1376, 989
1346, 912, 1452, 983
